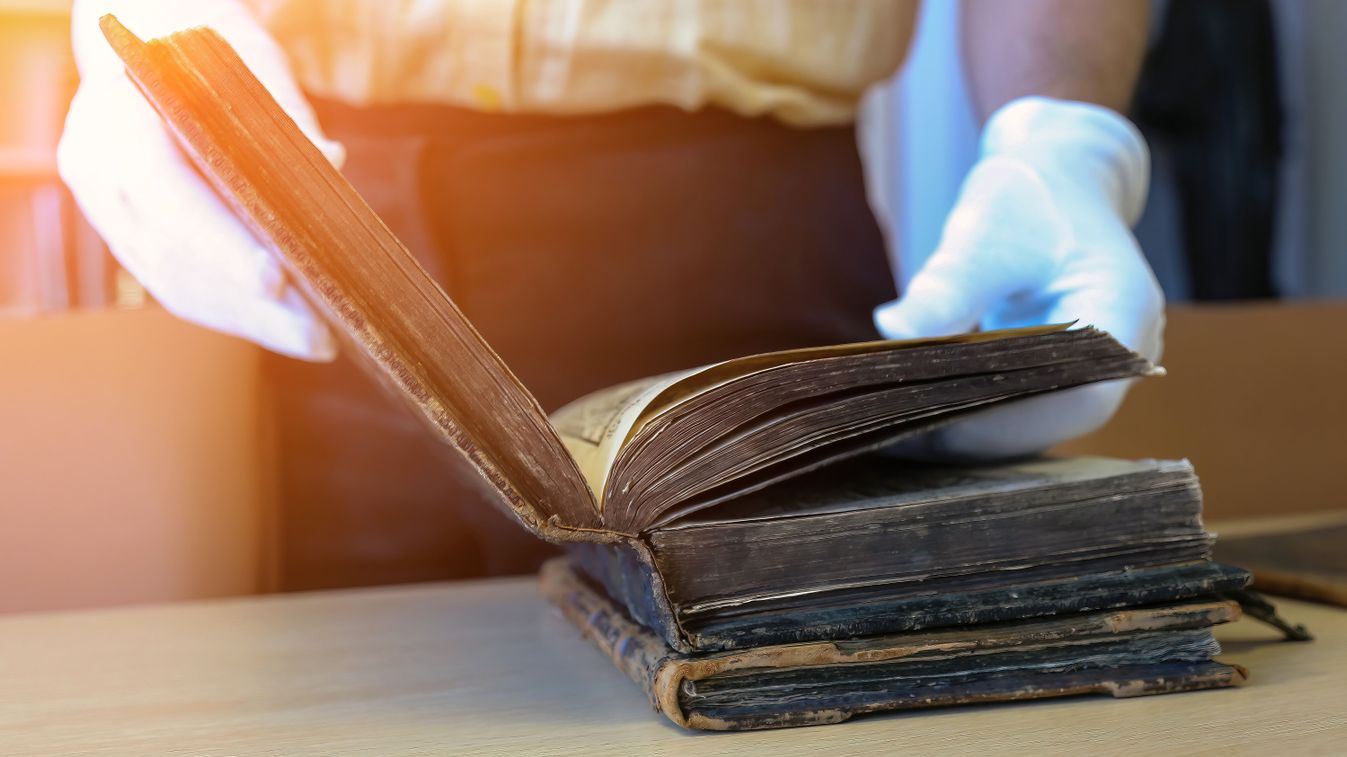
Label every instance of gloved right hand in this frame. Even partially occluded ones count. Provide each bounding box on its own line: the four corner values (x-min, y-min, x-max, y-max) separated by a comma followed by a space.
873, 97, 1163, 461
58, 0, 343, 360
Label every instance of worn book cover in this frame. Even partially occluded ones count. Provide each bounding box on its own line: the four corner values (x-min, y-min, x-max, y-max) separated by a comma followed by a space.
541, 558, 1247, 730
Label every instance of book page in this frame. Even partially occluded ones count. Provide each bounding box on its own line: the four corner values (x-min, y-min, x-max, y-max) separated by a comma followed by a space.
550, 349, 892, 507
625, 324, 1071, 429
659, 456, 1180, 528
550, 324, 1076, 513
552, 370, 697, 507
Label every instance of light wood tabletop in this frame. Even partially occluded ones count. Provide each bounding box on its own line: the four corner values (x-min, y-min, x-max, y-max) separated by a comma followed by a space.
2, 576, 1343, 756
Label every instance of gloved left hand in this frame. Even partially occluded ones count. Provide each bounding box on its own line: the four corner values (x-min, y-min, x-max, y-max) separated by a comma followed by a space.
873, 96, 1164, 460
58, 0, 345, 360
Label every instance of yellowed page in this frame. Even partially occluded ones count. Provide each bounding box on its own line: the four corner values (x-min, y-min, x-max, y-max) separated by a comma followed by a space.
551, 370, 697, 509
550, 323, 1072, 512
629, 324, 1072, 428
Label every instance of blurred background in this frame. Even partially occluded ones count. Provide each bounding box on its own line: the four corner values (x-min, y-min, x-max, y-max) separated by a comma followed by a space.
2, 0, 1345, 613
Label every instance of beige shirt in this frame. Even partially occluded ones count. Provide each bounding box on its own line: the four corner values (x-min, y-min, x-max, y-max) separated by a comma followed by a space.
241, 0, 914, 127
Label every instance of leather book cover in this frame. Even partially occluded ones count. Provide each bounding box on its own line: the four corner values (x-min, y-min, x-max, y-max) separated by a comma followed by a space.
567, 538, 1251, 652
540, 557, 1247, 731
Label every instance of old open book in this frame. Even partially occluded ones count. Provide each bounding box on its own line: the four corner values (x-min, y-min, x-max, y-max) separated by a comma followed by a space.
107, 18, 1251, 730
103, 16, 1154, 539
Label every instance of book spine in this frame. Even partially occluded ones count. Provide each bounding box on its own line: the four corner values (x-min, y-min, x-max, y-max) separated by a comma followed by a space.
565, 540, 692, 651
538, 559, 679, 714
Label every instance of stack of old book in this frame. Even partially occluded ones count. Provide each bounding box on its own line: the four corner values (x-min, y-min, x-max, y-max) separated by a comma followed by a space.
104, 16, 1250, 732
550, 455, 1248, 729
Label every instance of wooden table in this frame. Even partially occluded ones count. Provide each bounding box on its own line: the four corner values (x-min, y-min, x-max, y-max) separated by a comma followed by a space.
2, 578, 1343, 756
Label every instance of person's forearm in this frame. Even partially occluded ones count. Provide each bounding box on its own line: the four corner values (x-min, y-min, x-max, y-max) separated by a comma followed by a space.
960, 0, 1148, 121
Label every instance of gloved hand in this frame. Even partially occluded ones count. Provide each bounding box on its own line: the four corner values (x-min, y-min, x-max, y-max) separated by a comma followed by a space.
874, 96, 1164, 460
58, 0, 343, 360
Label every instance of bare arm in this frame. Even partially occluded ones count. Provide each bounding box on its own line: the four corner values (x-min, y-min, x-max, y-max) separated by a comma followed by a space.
961, 0, 1149, 121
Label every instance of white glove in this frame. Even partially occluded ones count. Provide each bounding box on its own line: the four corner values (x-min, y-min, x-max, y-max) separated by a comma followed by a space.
58, 0, 343, 360
874, 96, 1164, 460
